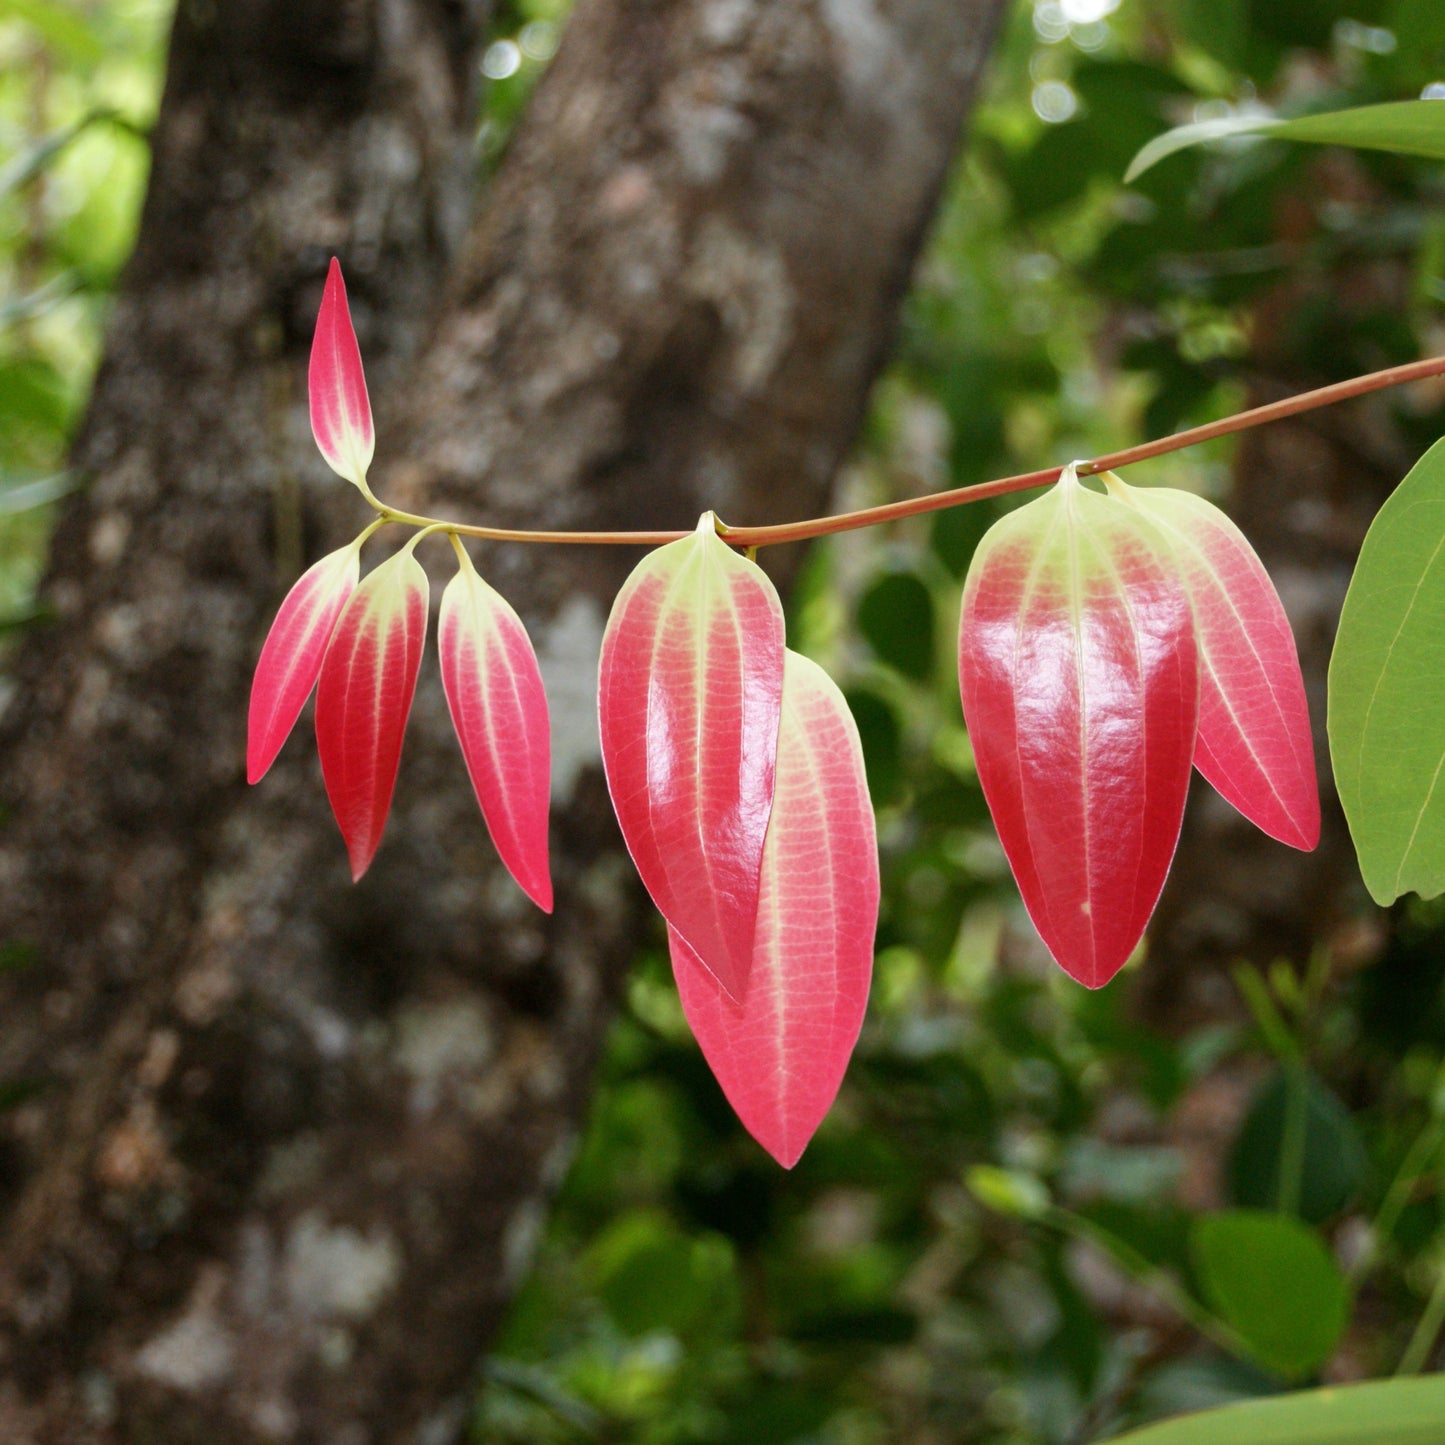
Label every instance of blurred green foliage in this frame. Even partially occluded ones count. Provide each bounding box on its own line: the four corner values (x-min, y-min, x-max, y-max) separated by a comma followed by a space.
7, 3, 1445, 1443
0, 0, 163, 634
475, 2, 1445, 1441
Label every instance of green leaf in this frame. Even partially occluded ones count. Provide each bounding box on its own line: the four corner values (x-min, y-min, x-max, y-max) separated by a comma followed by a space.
966, 1164, 1049, 1219
1101, 1375, 1445, 1445
1127, 99, 1445, 182
1329, 437, 1445, 904
1191, 1211, 1349, 1379
1227, 1069, 1367, 1225
1125, 115, 1286, 183
843, 687, 903, 805
857, 570, 935, 681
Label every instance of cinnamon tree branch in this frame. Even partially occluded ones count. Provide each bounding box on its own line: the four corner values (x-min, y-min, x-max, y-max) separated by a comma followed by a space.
365, 352, 1445, 549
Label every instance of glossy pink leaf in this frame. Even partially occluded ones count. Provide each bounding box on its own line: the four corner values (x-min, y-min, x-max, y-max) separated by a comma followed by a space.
439, 542, 553, 912
599, 513, 785, 1000
959, 467, 1199, 988
671, 650, 877, 1168
1103, 474, 1319, 850
315, 547, 428, 880
309, 257, 374, 488
247, 541, 361, 784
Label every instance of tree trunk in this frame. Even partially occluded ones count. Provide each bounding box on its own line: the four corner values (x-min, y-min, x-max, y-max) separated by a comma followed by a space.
0, 0, 1007, 1440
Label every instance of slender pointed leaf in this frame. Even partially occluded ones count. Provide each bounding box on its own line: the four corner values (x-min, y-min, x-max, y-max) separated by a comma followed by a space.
1127, 99, 1445, 183
671, 651, 877, 1168
247, 541, 362, 784
315, 549, 428, 880
1105, 476, 1318, 850
439, 544, 553, 912
1125, 114, 1285, 183
959, 469, 1198, 988
1101, 1376, 1445, 1445
1330, 437, 1445, 903
309, 257, 374, 489
599, 514, 784, 1000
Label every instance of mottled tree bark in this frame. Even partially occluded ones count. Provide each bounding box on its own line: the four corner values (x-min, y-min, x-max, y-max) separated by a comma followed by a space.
0, 0, 1007, 1440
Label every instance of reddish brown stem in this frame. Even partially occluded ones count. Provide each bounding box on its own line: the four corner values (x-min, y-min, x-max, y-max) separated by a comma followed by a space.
381, 353, 1445, 549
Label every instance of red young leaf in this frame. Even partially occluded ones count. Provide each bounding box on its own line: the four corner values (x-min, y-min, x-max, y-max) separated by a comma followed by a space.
959, 467, 1199, 988
599, 513, 785, 1000
438, 541, 553, 912
1103, 474, 1319, 850
247, 541, 361, 784
671, 650, 878, 1168
309, 257, 374, 488
315, 547, 428, 880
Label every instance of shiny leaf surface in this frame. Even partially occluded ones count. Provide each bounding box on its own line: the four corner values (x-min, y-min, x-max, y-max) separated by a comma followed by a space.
247, 541, 360, 784
315, 548, 428, 880
599, 514, 785, 1000
309, 256, 374, 488
438, 542, 553, 912
959, 468, 1198, 988
1104, 475, 1318, 850
671, 651, 877, 1168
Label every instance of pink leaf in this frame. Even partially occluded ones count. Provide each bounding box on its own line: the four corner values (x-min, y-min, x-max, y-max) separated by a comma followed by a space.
438, 542, 553, 912
959, 467, 1199, 988
1103, 475, 1319, 850
599, 513, 785, 1001
247, 541, 361, 784
315, 547, 428, 880
309, 257, 374, 488
671, 651, 878, 1168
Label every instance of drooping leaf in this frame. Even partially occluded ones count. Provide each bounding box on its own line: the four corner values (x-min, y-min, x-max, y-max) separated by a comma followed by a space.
247, 541, 362, 784
309, 257, 374, 489
1126, 98, 1445, 183
1329, 437, 1445, 904
438, 541, 553, 912
671, 650, 877, 1168
1103, 476, 1318, 850
1100, 1375, 1445, 1445
1191, 1210, 1350, 1380
599, 513, 785, 1000
958, 467, 1198, 988
315, 547, 428, 880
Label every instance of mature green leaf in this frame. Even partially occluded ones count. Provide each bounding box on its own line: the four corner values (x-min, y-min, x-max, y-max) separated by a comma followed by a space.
1191, 1211, 1349, 1379
1329, 438, 1445, 904
843, 687, 903, 805
1127, 99, 1445, 182
1227, 1069, 1367, 1224
1101, 1375, 1445, 1445
858, 570, 935, 681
